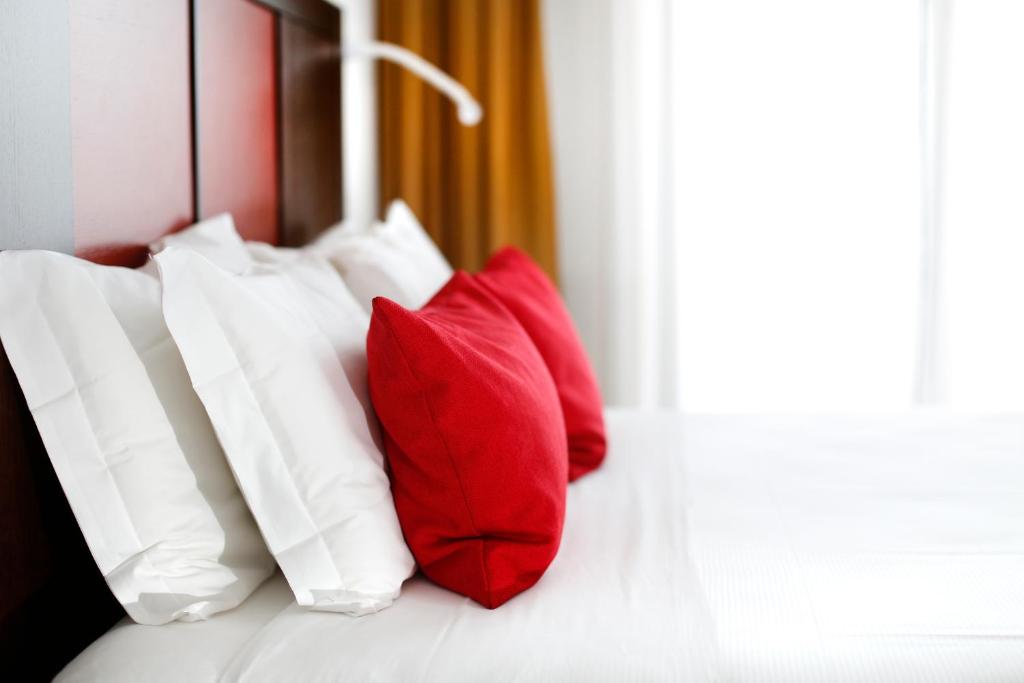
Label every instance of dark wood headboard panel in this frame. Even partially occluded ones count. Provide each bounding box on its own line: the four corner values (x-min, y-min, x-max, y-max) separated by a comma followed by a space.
68, 0, 341, 266
195, 0, 282, 245
0, 0, 340, 678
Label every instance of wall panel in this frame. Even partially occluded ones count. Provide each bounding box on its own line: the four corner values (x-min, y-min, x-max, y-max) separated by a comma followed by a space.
70, 0, 194, 266
195, 0, 280, 244
281, 18, 342, 245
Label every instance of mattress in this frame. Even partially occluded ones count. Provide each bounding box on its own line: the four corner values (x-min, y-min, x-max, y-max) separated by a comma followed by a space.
58, 410, 1024, 682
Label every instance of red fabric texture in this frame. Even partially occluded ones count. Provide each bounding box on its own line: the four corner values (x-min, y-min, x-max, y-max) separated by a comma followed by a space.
476, 247, 607, 481
367, 272, 568, 608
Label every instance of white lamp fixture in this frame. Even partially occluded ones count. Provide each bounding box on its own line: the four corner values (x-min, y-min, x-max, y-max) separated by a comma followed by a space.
344, 40, 483, 126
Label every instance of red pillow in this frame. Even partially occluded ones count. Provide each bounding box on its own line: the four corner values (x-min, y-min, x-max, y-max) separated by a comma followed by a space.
367, 272, 568, 608
476, 247, 607, 481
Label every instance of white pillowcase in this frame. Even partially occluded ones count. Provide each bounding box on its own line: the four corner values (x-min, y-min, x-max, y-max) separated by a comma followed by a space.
151, 217, 377, 430
0, 250, 274, 625
312, 199, 453, 312
150, 213, 252, 275
155, 247, 415, 615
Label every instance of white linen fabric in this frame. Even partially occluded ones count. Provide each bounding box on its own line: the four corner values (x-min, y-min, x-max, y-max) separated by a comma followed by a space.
0, 250, 274, 625
684, 411, 1024, 682
150, 215, 377, 423
155, 248, 414, 615
311, 199, 453, 312
58, 410, 1024, 682
55, 572, 294, 683
243, 243, 380, 428
149, 213, 252, 275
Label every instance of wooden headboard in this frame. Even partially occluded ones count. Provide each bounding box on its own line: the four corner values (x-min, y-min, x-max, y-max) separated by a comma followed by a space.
0, 0, 341, 678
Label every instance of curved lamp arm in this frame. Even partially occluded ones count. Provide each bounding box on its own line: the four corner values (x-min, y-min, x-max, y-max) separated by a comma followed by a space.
344, 40, 483, 126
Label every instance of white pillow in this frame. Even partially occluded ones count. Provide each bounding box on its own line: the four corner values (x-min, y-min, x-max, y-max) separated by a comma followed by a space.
150, 213, 252, 275
311, 199, 453, 312
151, 217, 377, 431
0, 250, 274, 625
155, 248, 415, 615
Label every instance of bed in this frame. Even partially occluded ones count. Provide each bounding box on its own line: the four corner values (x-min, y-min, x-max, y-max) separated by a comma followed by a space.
55, 410, 1024, 682
3, 1, 1024, 681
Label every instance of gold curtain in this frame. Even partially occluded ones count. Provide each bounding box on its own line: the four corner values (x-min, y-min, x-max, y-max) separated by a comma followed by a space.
378, 0, 558, 281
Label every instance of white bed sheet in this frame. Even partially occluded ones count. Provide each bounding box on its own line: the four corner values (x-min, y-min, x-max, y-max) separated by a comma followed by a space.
58, 410, 1024, 682
683, 412, 1024, 682
55, 572, 294, 683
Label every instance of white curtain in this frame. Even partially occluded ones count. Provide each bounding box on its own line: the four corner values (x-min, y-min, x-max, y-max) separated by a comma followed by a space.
941, 1, 1024, 410
543, 0, 1024, 411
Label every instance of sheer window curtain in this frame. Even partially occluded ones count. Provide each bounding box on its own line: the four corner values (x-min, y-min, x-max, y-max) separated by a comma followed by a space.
543, 0, 1024, 411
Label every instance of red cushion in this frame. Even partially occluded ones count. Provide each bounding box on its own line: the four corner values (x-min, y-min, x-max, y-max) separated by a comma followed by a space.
367, 272, 568, 608
476, 247, 607, 481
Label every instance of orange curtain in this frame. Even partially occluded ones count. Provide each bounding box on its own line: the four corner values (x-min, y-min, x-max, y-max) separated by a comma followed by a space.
378, 0, 558, 281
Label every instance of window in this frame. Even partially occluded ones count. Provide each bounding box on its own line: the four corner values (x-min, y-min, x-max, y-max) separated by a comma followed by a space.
546, 0, 1024, 411
671, 0, 920, 411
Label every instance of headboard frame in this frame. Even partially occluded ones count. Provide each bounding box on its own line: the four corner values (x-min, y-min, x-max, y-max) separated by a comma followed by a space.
0, 0, 341, 678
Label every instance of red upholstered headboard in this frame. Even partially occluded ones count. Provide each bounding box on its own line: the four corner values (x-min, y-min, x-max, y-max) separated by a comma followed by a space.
0, 0, 341, 677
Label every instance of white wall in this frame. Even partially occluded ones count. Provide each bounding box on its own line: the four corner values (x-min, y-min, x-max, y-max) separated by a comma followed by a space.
0, 1, 75, 253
